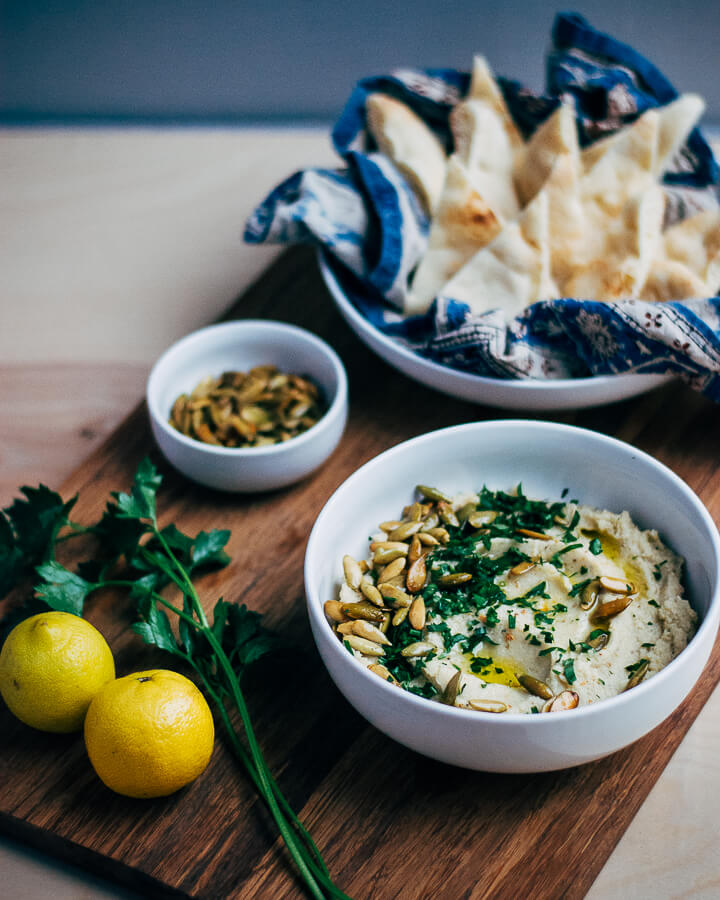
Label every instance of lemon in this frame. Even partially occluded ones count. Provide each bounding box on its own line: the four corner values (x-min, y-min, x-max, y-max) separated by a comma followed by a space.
84, 669, 214, 798
0, 611, 116, 733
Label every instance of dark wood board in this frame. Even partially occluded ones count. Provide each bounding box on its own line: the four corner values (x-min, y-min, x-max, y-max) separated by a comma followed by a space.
2, 245, 720, 900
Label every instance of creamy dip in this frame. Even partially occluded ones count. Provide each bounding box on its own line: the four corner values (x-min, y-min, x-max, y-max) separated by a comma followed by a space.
328, 485, 696, 714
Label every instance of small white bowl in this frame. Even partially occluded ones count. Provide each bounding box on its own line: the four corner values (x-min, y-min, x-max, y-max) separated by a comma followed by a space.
305, 420, 720, 773
147, 320, 348, 492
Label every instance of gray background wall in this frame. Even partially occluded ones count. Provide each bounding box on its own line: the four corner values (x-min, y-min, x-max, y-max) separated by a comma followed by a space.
1, 1, 718, 124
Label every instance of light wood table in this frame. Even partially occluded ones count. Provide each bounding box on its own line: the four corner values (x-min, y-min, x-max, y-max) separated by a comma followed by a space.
1, 128, 719, 899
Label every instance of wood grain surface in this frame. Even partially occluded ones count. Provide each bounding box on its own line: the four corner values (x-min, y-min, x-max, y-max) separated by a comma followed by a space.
1, 245, 720, 900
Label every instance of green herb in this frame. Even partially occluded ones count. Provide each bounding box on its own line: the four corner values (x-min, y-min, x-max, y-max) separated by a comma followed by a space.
648, 599, 660, 608
507, 613, 516, 629
626, 658, 650, 673
562, 658, 577, 684
10, 459, 348, 900
641, 642, 656, 649
569, 578, 593, 598
589, 538, 603, 556
652, 560, 667, 582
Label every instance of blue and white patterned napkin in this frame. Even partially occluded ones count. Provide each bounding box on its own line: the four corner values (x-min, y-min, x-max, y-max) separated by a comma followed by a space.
245, 12, 720, 399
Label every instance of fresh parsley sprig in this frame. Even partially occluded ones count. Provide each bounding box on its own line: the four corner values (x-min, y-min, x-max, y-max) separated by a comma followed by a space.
3, 459, 348, 900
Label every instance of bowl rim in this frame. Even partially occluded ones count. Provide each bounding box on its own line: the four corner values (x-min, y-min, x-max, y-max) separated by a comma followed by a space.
305, 419, 720, 724
146, 319, 348, 458
318, 248, 672, 393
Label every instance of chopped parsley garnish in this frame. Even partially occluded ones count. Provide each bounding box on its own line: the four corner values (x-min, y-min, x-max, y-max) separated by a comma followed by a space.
589, 538, 603, 555
648, 599, 660, 608
507, 612, 516, 629
652, 560, 667, 582
569, 578, 593, 597
562, 658, 577, 684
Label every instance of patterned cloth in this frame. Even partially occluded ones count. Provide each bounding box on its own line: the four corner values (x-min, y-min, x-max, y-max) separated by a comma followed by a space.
245, 12, 720, 400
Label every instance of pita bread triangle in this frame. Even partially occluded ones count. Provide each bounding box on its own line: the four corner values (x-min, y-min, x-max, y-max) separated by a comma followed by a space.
466, 56, 525, 157
405, 155, 504, 315
513, 103, 579, 207
438, 187, 556, 317
365, 93, 447, 214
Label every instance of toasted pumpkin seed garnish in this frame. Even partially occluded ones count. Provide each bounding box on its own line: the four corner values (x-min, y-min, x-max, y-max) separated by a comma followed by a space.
341, 600, 387, 622
437, 572, 473, 586
378, 583, 413, 607
437, 502, 460, 528
509, 561, 536, 577
467, 510, 497, 529
408, 595, 426, 630
359, 580, 385, 607
579, 583, 598, 611
591, 593, 634, 622
442, 670, 462, 706
408, 533, 423, 565
599, 575, 635, 594
169, 366, 324, 448
543, 690, 579, 712
625, 658, 650, 690
406, 555, 427, 594
468, 699, 508, 713
336, 621, 355, 635
427, 527, 450, 543
515, 528, 552, 540
416, 484, 452, 503
587, 629, 610, 650
379, 520, 403, 533
456, 502, 477, 523
352, 620, 391, 646
392, 606, 409, 627
388, 520, 424, 542
369, 541, 410, 553
373, 548, 408, 565
343, 555, 363, 590
368, 663, 397, 684
400, 641, 435, 658
416, 531, 440, 546
517, 673, 554, 700
377, 556, 407, 583
421, 512, 440, 531
324, 600, 347, 623
346, 635, 385, 657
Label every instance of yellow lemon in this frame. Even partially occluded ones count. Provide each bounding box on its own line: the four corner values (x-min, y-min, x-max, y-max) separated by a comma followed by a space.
84, 669, 214, 798
0, 611, 115, 733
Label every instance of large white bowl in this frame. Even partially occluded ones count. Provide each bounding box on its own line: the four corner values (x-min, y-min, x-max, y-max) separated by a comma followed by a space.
147, 320, 348, 492
305, 420, 720, 772
318, 251, 672, 412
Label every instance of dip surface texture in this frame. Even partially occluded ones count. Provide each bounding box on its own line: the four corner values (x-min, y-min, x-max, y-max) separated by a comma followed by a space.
330, 487, 696, 714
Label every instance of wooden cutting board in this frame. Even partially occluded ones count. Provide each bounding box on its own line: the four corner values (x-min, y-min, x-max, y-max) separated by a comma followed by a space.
2, 245, 720, 900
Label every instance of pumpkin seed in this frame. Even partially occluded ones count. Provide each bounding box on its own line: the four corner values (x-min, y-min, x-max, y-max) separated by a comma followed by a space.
324, 600, 346, 623
378, 583, 413, 607
421, 513, 440, 530
345, 635, 385, 657
456, 502, 477, 523
442, 670, 462, 706
368, 663, 397, 684
377, 557, 406, 584
437, 572, 472, 586
352, 620, 391, 646
625, 659, 650, 690
517, 673, 554, 700
336, 621, 355, 635
400, 641, 434, 658
417, 531, 440, 546
373, 548, 408, 565
543, 690, 579, 712
359, 580, 385, 607
369, 541, 410, 553
468, 699, 508, 713
408, 595, 426, 630
467, 510, 497, 529
392, 606, 409, 627
341, 600, 387, 622
408, 534, 423, 565
591, 593, 634, 622
406, 555, 427, 593
379, 520, 403, 533
437, 502, 460, 528
416, 484, 452, 503
599, 575, 635, 594
509, 561, 536, 577
579, 583, 598, 611
343, 555, 363, 590
515, 528, 552, 540
427, 527, 450, 543
587, 629, 610, 650
388, 520, 424, 541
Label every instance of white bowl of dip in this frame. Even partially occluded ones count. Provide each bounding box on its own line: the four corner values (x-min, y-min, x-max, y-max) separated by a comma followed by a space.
304, 420, 720, 772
